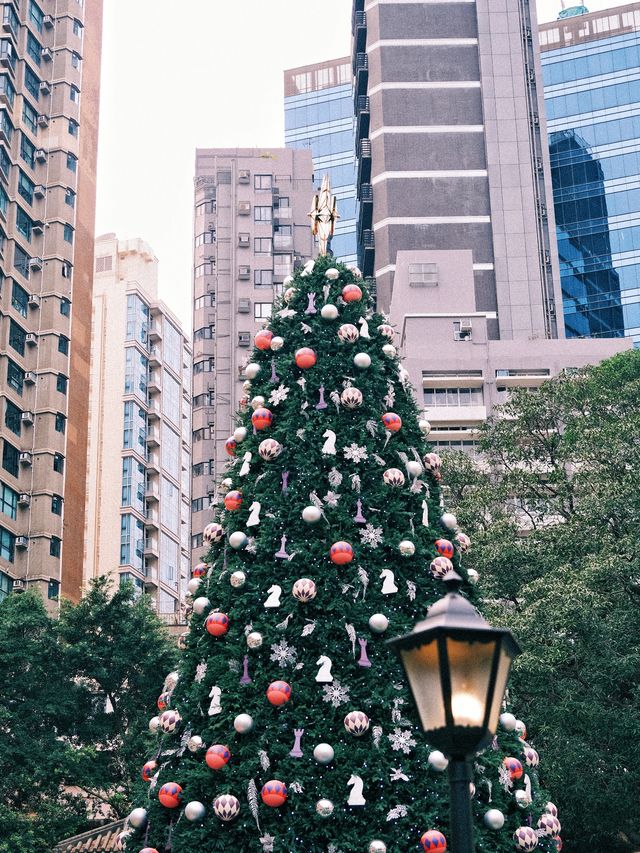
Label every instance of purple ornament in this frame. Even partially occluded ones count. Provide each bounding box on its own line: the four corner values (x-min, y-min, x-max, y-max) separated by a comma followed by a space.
275, 535, 290, 560
357, 637, 372, 668
354, 499, 366, 524
289, 727, 304, 758
281, 471, 290, 493
241, 655, 251, 684
305, 293, 317, 315
270, 358, 279, 384
316, 385, 327, 410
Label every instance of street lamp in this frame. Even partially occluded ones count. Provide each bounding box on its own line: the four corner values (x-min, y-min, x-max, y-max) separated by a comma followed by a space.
388, 572, 521, 853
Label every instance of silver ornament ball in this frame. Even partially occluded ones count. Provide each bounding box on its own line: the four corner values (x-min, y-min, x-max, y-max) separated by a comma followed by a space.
233, 713, 254, 734
353, 352, 371, 369
368, 613, 389, 633
316, 799, 334, 817
219, 477, 233, 493
233, 426, 247, 443
163, 670, 179, 691
398, 539, 415, 557
229, 531, 248, 550
244, 362, 260, 379
484, 809, 505, 830
302, 505, 322, 524
369, 842, 387, 853
230, 570, 246, 588
250, 395, 265, 410
313, 742, 335, 764
440, 512, 458, 530
128, 807, 148, 829
406, 460, 423, 478
186, 577, 201, 595
192, 596, 210, 616
270, 335, 284, 351
325, 267, 340, 280
500, 712, 517, 731
321, 303, 339, 320
185, 800, 206, 822
467, 568, 480, 584
419, 419, 431, 435
247, 631, 263, 649
382, 343, 396, 357
242, 380, 252, 392
187, 735, 204, 753
428, 750, 449, 771
148, 716, 160, 733
515, 789, 531, 808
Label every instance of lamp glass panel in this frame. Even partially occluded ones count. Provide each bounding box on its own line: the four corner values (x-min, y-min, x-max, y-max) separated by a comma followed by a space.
445, 637, 495, 728
400, 639, 445, 732
487, 641, 515, 734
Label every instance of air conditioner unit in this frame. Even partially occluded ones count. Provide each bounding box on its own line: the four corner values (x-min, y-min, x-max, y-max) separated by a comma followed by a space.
459, 319, 473, 335
238, 332, 251, 347
532, 114, 539, 127
535, 157, 544, 171
37, 114, 50, 128
39, 81, 51, 96
12, 579, 26, 592
25, 333, 37, 346
238, 233, 250, 247
29, 257, 43, 270
238, 298, 251, 313
32, 220, 44, 235
15, 536, 28, 548
21, 411, 34, 424
43, 13, 54, 28
238, 170, 250, 184
454, 320, 473, 341
544, 250, 551, 264
41, 47, 53, 62
238, 265, 251, 279
28, 293, 40, 307
237, 201, 251, 215
18, 493, 31, 506
24, 371, 36, 384
19, 451, 32, 465
34, 185, 46, 198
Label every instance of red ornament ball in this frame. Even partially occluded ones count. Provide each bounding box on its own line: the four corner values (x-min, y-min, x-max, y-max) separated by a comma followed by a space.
261, 779, 288, 807
141, 760, 157, 782
330, 541, 354, 565
192, 562, 208, 578
158, 782, 183, 809
224, 490, 243, 511
553, 839, 563, 852
382, 412, 402, 433
255, 329, 273, 350
421, 830, 447, 851
435, 539, 454, 559
295, 347, 317, 369
140, 849, 160, 853
206, 744, 231, 770
251, 407, 273, 430
225, 437, 237, 456
156, 692, 171, 711
503, 756, 524, 780
342, 283, 362, 303
267, 680, 292, 706
205, 612, 229, 637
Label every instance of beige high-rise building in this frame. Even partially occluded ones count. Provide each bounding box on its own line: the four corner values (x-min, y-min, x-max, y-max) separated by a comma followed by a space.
191, 148, 313, 564
0, 0, 103, 605
85, 234, 191, 620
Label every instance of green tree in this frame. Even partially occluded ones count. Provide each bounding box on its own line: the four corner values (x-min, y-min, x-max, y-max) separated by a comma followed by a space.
0, 579, 178, 853
126, 256, 556, 853
443, 350, 640, 853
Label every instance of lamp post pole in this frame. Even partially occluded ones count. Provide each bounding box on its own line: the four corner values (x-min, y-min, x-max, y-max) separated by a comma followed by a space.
448, 757, 475, 853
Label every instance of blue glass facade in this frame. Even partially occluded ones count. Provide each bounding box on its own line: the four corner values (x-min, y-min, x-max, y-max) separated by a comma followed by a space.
284, 58, 358, 264
540, 7, 640, 343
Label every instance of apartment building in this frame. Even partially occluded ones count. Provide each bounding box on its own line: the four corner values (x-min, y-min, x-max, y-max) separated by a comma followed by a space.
85, 234, 191, 620
191, 148, 313, 564
0, 0, 102, 605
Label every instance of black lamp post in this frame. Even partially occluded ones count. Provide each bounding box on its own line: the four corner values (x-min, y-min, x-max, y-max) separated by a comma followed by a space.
387, 572, 521, 853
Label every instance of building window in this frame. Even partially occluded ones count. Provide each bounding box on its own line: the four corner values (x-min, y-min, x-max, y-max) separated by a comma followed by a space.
9, 320, 26, 355
0, 40, 17, 73
16, 207, 33, 242
254, 301, 272, 320
0, 184, 8, 218
2, 440, 19, 477
194, 261, 215, 277
6, 359, 24, 396
195, 230, 215, 246
195, 199, 215, 215
53, 453, 64, 473
20, 135, 35, 170
0, 74, 15, 107
423, 387, 484, 407
0, 144, 11, 179
11, 282, 28, 318
191, 532, 203, 549
56, 374, 68, 394
69, 85, 79, 103
71, 51, 81, 69
51, 494, 62, 515
254, 237, 272, 255
68, 119, 78, 136
254, 174, 272, 190
0, 526, 15, 562
2, 6, 18, 35
48, 579, 60, 599
58, 335, 69, 355
26, 32, 42, 66
22, 100, 38, 134
0, 570, 11, 601
194, 325, 214, 341
66, 152, 77, 172
55, 412, 66, 433
4, 400, 21, 436
191, 497, 208, 512
0, 109, 13, 142
61, 261, 72, 279
63, 223, 74, 244
60, 297, 70, 315
0, 483, 18, 520
24, 66, 40, 100
49, 536, 61, 558
254, 269, 273, 287
64, 188, 75, 207
29, 0, 44, 32
18, 172, 34, 208
72, 18, 82, 37
409, 263, 438, 287
193, 358, 214, 374
13, 244, 30, 280
254, 206, 272, 222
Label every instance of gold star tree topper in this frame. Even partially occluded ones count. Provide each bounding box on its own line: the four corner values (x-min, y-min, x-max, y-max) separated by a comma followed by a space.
308, 174, 340, 256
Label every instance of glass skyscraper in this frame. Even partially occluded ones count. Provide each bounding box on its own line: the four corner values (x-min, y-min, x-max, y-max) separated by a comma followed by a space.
284, 57, 358, 264
540, 4, 640, 343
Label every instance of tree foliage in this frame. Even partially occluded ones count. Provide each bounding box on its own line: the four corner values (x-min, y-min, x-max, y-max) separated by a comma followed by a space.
443, 349, 640, 853
0, 579, 177, 852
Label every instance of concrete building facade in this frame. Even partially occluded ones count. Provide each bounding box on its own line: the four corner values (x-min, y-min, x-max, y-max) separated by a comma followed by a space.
0, 0, 102, 605
540, 3, 640, 343
352, 0, 629, 444
85, 234, 192, 620
191, 148, 313, 564
284, 57, 358, 265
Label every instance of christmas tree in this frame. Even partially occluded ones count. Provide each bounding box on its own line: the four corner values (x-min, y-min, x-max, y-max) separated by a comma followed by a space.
122, 230, 560, 852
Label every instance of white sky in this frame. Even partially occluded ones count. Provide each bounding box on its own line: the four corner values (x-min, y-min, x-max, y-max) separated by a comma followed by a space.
95, 0, 627, 331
